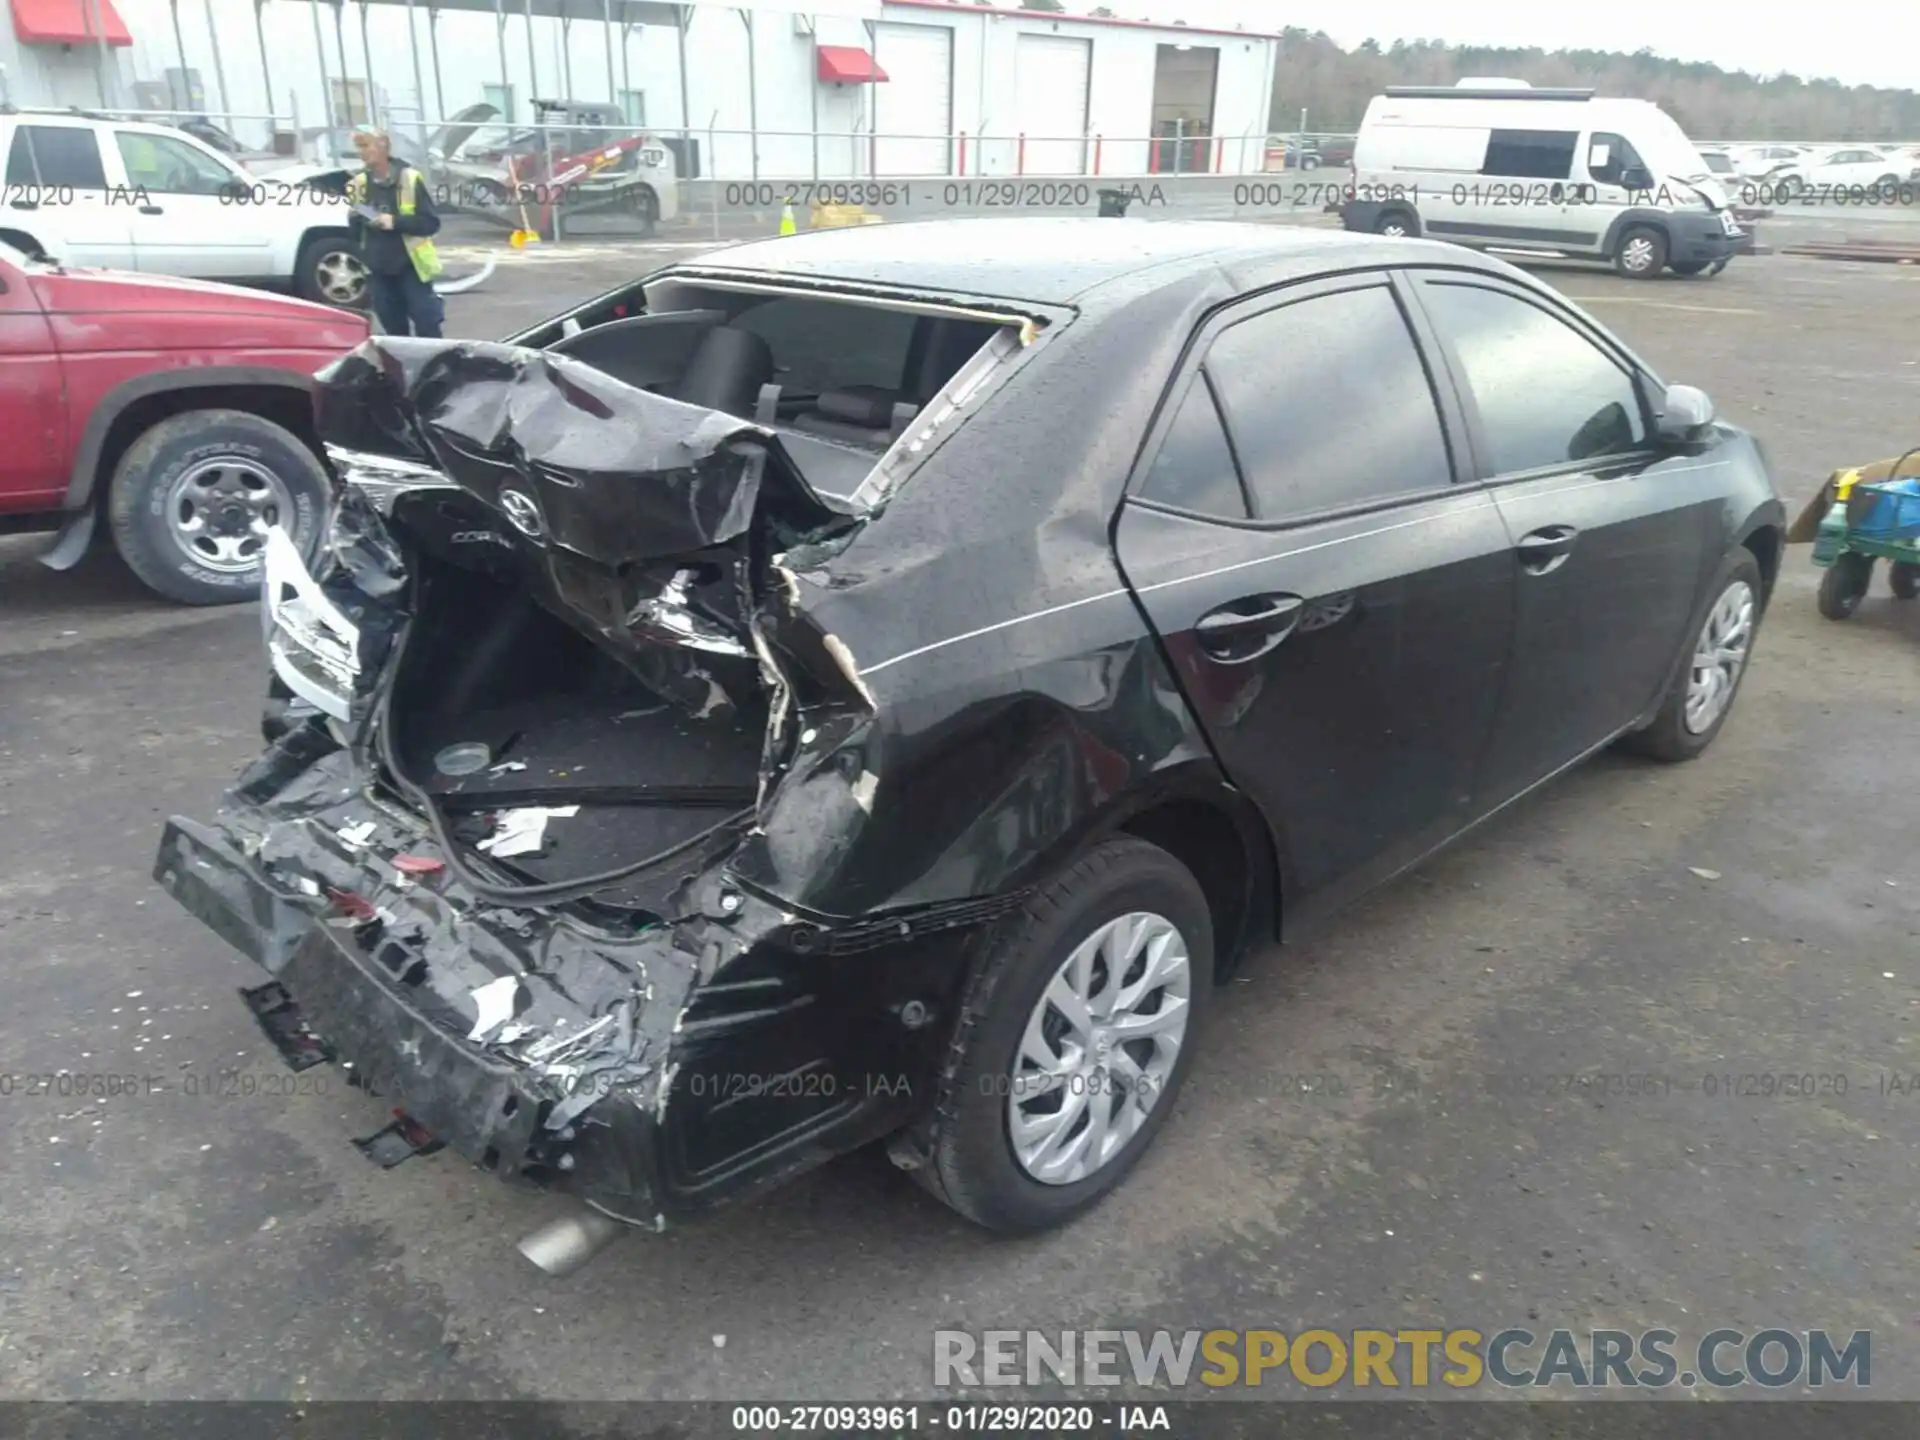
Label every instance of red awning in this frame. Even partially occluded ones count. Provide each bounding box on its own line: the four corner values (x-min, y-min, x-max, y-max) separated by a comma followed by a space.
816, 45, 887, 85
10, 0, 133, 46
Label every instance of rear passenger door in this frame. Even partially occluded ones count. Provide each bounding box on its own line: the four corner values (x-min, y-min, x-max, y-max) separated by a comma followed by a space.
1115, 273, 1516, 932
3, 123, 135, 270
1408, 272, 1718, 810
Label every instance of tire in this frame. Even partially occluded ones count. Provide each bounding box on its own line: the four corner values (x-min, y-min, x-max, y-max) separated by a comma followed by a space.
1670, 260, 1710, 277
107, 409, 329, 606
1613, 224, 1668, 279
1620, 549, 1763, 763
295, 233, 368, 309
1374, 208, 1418, 238
625, 183, 660, 238
1889, 561, 1919, 600
1817, 552, 1873, 621
913, 835, 1214, 1233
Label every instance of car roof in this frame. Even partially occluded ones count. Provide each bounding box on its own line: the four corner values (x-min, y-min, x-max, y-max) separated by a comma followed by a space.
679, 217, 1475, 307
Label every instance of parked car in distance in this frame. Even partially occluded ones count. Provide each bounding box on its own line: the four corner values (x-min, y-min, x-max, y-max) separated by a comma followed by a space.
1765, 145, 1910, 196
1733, 143, 1811, 180
1697, 148, 1738, 180
154, 219, 1785, 1262
0, 238, 368, 603
0, 109, 367, 307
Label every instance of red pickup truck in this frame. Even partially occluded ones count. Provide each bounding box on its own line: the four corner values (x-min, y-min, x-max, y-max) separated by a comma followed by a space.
0, 238, 367, 603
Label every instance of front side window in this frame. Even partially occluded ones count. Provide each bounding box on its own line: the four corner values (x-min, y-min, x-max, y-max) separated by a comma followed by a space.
1205, 285, 1453, 521
1421, 283, 1647, 476
1587, 132, 1648, 187
115, 131, 238, 195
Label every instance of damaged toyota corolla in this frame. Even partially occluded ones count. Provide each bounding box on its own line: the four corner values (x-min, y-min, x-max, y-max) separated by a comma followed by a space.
154, 219, 1784, 1270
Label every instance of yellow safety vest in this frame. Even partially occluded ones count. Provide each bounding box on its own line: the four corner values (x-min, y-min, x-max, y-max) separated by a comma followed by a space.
347, 165, 443, 283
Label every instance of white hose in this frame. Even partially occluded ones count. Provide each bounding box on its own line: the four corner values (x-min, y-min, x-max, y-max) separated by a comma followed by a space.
433, 256, 497, 296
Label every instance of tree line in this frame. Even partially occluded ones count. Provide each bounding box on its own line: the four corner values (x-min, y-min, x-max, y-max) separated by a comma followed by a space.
1266, 33, 1920, 141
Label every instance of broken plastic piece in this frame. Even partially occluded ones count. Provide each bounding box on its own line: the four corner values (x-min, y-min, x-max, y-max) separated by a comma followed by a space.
477, 805, 580, 859
391, 855, 446, 876
354, 1110, 445, 1168
239, 981, 332, 1072
467, 974, 523, 1041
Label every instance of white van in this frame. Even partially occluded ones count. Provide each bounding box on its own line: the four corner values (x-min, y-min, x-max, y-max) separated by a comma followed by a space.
1340, 83, 1743, 279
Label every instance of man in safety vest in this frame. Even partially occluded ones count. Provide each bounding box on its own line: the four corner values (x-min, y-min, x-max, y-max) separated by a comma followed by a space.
346, 125, 446, 338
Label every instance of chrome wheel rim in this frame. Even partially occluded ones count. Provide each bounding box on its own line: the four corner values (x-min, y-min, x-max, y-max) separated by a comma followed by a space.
315, 249, 368, 305
1381, 221, 1408, 237
1007, 911, 1191, 1186
1622, 236, 1656, 272
1684, 579, 1754, 734
164, 456, 296, 573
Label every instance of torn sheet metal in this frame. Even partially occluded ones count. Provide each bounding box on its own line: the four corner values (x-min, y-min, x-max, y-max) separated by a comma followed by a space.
316, 337, 858, 566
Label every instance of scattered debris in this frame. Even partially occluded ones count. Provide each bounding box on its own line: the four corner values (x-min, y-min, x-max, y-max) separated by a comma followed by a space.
488, 760, 528, 776
477, 806, 580, 858
355, 1111, 445, 1168
1688, 867, 1722, 881
337, 820, 378, 848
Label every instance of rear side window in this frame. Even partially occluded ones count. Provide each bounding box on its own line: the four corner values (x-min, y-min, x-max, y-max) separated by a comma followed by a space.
1205, 286, 1453, 521
5, 125, 108, 189
1421, 283, 1647, 475
1136, 375, 1249, 518
1483, 129, 1578, 180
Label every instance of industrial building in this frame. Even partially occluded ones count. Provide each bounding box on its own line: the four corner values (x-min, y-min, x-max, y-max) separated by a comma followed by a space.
1, 0, 1279, 177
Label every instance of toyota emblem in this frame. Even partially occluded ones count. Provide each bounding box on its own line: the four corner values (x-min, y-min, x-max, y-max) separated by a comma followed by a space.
498, 488, 545, 540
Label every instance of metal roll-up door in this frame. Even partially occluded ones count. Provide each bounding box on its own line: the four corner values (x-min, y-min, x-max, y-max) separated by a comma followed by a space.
1014, 33, 1091, 175
873, 23, 953, 176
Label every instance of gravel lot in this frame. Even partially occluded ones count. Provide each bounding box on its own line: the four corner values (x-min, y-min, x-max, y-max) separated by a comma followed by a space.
3, 233, 1918, 1407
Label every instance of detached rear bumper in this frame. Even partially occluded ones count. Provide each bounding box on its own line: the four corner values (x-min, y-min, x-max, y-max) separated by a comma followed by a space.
153, 741, 953, 1228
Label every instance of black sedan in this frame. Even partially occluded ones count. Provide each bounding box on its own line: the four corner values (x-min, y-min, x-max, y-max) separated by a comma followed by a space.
154, 219, 1784, 1269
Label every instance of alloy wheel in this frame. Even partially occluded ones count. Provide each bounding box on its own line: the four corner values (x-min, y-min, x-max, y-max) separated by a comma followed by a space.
1007, 911, 1192, 1186
1683, 579, 1754, 734
315, 249, 369, 306
1622, 235, 1657, 273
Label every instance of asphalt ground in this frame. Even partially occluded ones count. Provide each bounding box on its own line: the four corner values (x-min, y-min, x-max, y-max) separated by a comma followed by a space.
2, 224, 1919, 1412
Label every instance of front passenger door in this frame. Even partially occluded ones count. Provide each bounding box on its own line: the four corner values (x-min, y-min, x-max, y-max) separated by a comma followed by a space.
1410, 274, 1719, 810
1115, 275, 1516, 932
112, 130, 271, 278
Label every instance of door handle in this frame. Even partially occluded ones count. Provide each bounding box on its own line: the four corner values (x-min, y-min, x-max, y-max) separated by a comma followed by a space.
138, 204, 165, 216
1515, 524, 1579, 576
1195, 593, 1305, 663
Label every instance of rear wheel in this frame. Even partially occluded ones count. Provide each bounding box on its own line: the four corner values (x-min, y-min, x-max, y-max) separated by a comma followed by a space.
1818, 552, 1874, 621
913, 836, 1213, 1233
107, 409, 329, 606
1373, 208, 1417, 238
1889, 561, 1919, 600
1614, 224, 1668, 279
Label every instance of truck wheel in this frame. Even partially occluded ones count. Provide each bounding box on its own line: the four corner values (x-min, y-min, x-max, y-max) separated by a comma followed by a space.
1890, 561, 1919, 600
1817, 552, 1873, 621
296, 234, 368, 308
1374, 208, 1418, 238
913, 836, 1213, 1233
626, 184, 660, 238
107, 409, 329, 606
1614, 225, 1667, 279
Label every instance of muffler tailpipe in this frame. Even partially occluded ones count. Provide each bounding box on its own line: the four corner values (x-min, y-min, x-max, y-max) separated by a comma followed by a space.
517, 1206, 629, 1277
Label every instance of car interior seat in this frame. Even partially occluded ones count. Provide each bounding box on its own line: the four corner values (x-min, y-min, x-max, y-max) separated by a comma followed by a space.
544, 309, 725, 394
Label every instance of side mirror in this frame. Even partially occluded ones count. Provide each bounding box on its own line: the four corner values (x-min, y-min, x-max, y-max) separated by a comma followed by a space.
1656, 383, 1715, 441
1621, 164, 1654, 191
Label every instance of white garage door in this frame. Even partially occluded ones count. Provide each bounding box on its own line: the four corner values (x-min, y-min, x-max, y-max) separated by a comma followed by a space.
873, 23, 952, 176
1014, 33, 1091, 175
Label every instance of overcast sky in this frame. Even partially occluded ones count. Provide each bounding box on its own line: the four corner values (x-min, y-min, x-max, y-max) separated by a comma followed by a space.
1130, 1, 1910, 91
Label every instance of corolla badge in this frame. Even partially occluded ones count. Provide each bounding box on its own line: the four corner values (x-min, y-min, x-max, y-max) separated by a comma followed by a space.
498, 488, 545, 540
